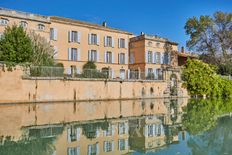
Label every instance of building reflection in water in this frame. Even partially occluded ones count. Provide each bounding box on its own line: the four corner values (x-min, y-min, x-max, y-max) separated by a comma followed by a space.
0, 98, 188, 155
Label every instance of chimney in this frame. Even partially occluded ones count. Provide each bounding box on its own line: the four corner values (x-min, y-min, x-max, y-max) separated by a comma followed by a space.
181, 46, 185, 53
102, 21, 107, 27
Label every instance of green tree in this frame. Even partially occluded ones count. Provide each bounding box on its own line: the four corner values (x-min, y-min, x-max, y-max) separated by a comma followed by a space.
185, 11, 232, 66
182, 59, 232, 97
0, 25, 33, 64
29, 31, 54, 66
82, 61, 97, 70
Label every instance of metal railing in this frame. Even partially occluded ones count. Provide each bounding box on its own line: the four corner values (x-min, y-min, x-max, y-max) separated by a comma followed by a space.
24, 66, 164, 81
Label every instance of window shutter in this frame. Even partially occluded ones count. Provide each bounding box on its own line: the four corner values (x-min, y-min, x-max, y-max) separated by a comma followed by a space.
145, 68, 148, 77
168, 53, 171, 64
76, 127, 81, 141
118, 53, 120, 64
104, 51, 107, 63
68, 48, 71, 60
161, 53, 164, 64
96, 129, 100, 137
96, 143, 100, 154
97, 34, 100, 45
145, 51, 148, 63
118, 38, 121, 48
112, 52, 114, 63
152, 52, 156, 64
68, 31, 72, 42
144, 125, 148, 137
77, 68, 81, 74
77, 32, 81, 43
127, 69, 130, 79
88, 145, 91, 155
124, 53, 127, 64
88, 50, 91, 61
125, 139, 128, 150
112, 125, 115, 136
154, 68, 158, 80
97, 50, 100, 62
67, 67, 72, 75
88, 34, 91, 44
54, 28, 58, 40
111, 141, 114, 151
67, 128, 71, 142
104, 141, 107, 152
125, 39, 128, 48
112, 38, 114, 47
104, 36, 107, 46
77, 48, 81, 61
125, 122, 129, 134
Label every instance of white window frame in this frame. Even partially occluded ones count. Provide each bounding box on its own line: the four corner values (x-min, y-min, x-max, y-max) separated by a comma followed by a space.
119, 53, 125, 64
147, 51, 153, 63
38, 24, 45, 31
0, 18, 9, 26
90, 50, 97, 62
119, 38, 125, 48
20, 21, 27, 28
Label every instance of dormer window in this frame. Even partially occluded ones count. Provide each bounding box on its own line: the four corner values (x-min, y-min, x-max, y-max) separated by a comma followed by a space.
0, 18, 9, 26
20, 21, 28, 28
38, 24, 45, 31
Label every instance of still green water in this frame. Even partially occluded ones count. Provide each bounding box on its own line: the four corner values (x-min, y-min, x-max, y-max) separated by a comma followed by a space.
0, 98, 232, 155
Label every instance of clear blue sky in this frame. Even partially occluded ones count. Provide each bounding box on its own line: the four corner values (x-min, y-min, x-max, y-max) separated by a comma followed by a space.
0, 0, 231, 51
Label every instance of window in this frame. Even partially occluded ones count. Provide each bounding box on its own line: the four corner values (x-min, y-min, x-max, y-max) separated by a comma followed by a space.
119, 53, 125, 64
68, 147, 80, 155
89, 50, 97, 62
118, 123, 126, 135
130, 53, 135, 64
50, 28, 58, 40
104, 141, 114, 152
106, 51, 112, 63
156, 42, 160, 47
38, 24, 45, 31
148, 51, 153, 63
20, 21, 27, 28
118, 139, 126, 151
68, 48, 77, 61
119, 38, 125, 48
90, 34, 98, 45
148, 41, 153, 46
156, 52, 161, 64
105, 36, 113, 47
88, 143, 98, 155
148, 124, 154, 137
0, 18, 9, 26
69, 31, 80, 43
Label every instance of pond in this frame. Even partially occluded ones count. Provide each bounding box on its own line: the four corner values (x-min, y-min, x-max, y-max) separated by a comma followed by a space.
0, 98, 232, 155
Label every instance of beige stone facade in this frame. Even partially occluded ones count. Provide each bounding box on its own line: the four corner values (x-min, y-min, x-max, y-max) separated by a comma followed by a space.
0, 8, 133, 79
0, 8, 186, 81
129, 34, 179, 80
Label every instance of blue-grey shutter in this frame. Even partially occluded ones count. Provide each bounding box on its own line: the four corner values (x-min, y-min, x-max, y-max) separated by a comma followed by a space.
97, 34, 100, 45
97, 50, 100, 62
77, 48, 81, 61
112, 52, 114, 63
88, 34, 91, 44
77, 32, 81, 43
118, 38, 121, 48
104, 51, 107, 63
153, 52, 156, 64
125, 38, 128, 49
68, 48, 71, 60
112, 37, 114, 47
145, 51, 148, 63
104, 36, 107, 46
68, 31, 72, 42
88, 50, 91, 61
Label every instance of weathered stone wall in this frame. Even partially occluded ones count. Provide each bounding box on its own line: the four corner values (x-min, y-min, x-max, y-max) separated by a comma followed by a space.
0, 66, 188, 103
